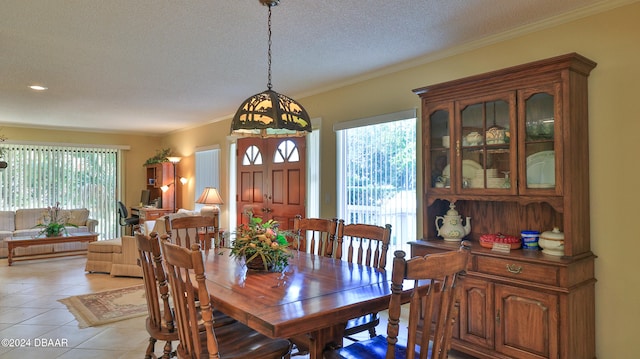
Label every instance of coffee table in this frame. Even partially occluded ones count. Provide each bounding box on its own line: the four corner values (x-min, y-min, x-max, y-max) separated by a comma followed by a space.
6, 232, 98, 265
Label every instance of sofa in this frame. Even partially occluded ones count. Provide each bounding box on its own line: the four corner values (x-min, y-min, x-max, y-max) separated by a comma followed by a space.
85, 235, 143, 277
0, 208, 98, 258
84, 209, 217, 278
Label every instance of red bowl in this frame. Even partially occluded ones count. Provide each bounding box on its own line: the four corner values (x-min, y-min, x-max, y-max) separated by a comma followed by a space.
479, 233, 521, 249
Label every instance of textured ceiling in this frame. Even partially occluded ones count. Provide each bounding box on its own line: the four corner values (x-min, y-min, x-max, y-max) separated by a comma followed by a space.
0, 0, 622, 134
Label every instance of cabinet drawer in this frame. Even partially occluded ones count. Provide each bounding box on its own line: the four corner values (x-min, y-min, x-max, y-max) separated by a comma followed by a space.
145, 210, 168, 220
475, 256, 559, 286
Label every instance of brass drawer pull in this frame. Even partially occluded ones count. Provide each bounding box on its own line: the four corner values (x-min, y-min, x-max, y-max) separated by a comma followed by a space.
506, 264, 523, 274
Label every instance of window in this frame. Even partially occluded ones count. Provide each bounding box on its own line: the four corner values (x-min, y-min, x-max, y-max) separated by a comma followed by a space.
336, 109, 417, 258
273, 140, 299, 163
242, 145, 262, 165
194, 147, 221, 211
0, 143, 121, 239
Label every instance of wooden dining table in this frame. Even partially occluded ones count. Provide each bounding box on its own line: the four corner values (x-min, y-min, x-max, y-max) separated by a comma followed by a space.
202, 248, 404, 359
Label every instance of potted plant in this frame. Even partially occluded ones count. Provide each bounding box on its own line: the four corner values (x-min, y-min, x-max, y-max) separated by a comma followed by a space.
35, 202, 77, 237
143, 147, 172, 166
230, 210, 292, 272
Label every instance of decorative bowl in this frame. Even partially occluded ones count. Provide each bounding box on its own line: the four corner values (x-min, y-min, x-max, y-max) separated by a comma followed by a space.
479, 233, 521, 249
526, 120, 554, 140
538, 227, 564, 256
485, 127, 506, 144
465, 132, 483, 145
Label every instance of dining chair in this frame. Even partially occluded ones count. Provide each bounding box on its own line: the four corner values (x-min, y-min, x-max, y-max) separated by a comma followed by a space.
335, 222, 392, 341
118, 200, 139, 235
163, 215, 217, 249
136, 231, 179, 358
293, 215, 338, 256
324, 244, 471, 359
160, 240, 292, 359
136, 232, 235, 359
288, 215, 341, 355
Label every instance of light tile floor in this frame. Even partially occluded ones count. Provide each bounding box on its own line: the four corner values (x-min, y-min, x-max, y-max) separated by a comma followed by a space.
0, 255, 475, 359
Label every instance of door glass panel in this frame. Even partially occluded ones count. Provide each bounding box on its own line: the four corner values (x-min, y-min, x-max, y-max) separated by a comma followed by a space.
524, 93, 555, 189
274, 139, 299, 163
461, 100, 511, 189
429, 109, 450, 188
242, 145, 263, 165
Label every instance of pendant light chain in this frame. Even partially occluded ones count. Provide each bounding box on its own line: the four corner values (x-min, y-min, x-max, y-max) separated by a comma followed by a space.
230, 0, 312, 137
267, 4, 273, 90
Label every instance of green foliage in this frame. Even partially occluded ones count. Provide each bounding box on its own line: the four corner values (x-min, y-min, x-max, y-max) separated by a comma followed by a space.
144, 148, 172, 165
230, 210, 293, 271
34, 202, 78, 237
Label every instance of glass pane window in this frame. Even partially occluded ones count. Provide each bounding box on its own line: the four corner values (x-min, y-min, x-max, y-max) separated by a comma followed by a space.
0, 144, 118, 239
195, 148, 221, 211
242, 145, 262, 165
524, 92, 555, 189
460, 99, 511, 190
337, 113, 417, 262
274, 139, 299, 163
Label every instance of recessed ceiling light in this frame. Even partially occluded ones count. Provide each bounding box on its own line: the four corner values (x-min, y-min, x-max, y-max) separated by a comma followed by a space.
29, 85, 48, 91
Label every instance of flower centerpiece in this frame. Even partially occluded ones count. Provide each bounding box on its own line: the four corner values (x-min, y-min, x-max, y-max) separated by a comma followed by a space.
35, 202, 77, 237
230, 211, 292, 272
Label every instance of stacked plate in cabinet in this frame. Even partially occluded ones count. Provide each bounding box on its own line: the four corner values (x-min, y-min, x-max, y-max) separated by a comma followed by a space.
526, 150, 555, 188
470, 168, 504, 188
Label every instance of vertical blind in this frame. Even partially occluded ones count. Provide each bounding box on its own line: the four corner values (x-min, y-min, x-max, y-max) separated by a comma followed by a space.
194, 147, 221, 211
0, 143, 119, 239
336, 109, 417, 257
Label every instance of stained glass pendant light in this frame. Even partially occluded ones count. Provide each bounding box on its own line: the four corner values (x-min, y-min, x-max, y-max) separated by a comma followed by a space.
230, 0, 311, 138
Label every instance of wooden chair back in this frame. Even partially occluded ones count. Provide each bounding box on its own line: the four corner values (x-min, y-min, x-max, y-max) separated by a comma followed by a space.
135, 231, 176, 358
336, 222, 391, 269
293, 215, 338, 256
160, 240, 291, 359
161, 241, 219, 358
387, 246, 470, 359
164, 215, 216, 249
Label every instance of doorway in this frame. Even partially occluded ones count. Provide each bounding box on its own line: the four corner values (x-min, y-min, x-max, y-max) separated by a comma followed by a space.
236, 137, 306, 230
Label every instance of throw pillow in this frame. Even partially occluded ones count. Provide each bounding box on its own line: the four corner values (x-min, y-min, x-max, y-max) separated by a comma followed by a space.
68, 209, 90, 226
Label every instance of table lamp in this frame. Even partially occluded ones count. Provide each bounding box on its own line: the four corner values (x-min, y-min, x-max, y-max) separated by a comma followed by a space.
196, 187, 224, 217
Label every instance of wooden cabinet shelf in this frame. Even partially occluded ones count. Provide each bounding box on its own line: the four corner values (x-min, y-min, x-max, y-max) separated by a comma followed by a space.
144, 162, 175, 210
412, 53, 596, 359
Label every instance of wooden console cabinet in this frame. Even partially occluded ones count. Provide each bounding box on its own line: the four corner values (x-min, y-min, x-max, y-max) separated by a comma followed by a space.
411, 53, 597, 359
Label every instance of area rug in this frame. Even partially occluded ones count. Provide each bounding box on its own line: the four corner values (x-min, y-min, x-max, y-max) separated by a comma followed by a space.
58, 284, 147, 328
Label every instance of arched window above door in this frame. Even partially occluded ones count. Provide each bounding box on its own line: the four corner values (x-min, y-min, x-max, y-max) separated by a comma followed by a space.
242, 145, 263, 166
274, 139, 299, 163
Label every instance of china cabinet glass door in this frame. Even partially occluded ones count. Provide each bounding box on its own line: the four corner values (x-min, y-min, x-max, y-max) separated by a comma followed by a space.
427, 103, 453, 190
518, 84, 561, 195
456, 93, 516, 194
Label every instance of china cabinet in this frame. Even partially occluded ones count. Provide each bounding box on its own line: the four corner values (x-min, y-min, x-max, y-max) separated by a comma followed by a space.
411, 53, 597, 359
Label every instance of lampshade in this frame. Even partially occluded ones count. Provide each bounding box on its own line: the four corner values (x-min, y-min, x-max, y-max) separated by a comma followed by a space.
196, 187, 224, 205
160, 183, 173, 192
166, 156, 181, 164
196, 187, 223, 217
230, 0, 311, 138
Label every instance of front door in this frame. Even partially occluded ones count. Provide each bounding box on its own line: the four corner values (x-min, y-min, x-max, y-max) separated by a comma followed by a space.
236, 137, 306, 230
